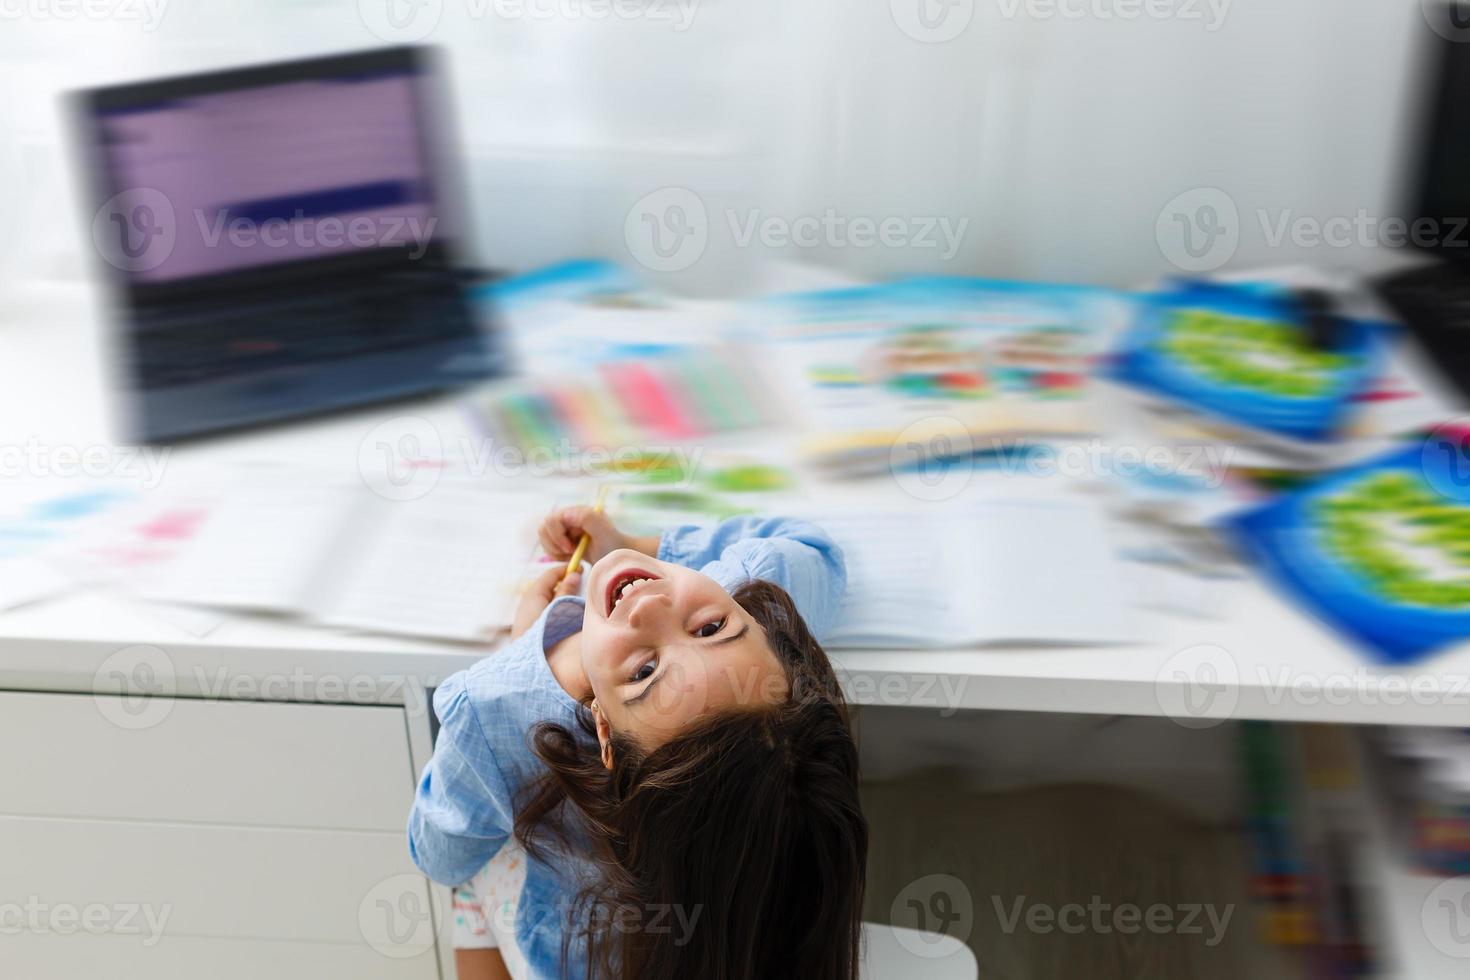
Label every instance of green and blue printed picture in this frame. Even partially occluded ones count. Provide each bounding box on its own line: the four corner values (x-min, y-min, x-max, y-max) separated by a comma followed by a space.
1230, 433, 1470, 663
1111, 280, 1381, 443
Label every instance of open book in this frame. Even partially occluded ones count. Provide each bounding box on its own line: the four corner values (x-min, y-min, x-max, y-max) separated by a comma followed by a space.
145, 475, 545, 642
803, 497, 1137, 648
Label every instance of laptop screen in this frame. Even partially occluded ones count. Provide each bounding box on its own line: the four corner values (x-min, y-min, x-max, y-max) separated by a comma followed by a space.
1412, 31, 1470, 262
93, 67, 439, 283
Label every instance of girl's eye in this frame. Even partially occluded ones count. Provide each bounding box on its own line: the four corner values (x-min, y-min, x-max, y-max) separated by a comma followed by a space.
694, 618, 725, 639
632, 661, 656, 683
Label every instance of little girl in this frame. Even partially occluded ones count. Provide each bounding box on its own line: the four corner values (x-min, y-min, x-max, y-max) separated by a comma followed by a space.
408, 508, 868, 979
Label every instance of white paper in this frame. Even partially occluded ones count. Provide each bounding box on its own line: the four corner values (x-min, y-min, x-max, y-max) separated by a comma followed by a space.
967, 499, 1134, 645
0, 556, 73, 611
146, 480, 354, 613
814, 511, 973, 647
311, 483, 545, 641
809, 498, 1136, 648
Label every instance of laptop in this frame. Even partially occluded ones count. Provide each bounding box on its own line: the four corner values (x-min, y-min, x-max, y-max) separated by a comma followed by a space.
1372, 12, 1470, 398
75, 46, 506, 443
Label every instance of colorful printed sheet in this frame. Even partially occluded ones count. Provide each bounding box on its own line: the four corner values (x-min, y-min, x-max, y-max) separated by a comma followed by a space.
464, 260, 773, 458
1111, 280, 1382, 444
752, 277, 1127, 470
1230, 432, 1470, 663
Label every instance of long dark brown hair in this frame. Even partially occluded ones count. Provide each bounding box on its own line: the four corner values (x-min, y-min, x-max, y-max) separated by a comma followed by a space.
514, 579, 868, 980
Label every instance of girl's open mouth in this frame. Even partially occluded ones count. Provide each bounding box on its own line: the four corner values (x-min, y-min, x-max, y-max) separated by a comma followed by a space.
604, 568, 660, 618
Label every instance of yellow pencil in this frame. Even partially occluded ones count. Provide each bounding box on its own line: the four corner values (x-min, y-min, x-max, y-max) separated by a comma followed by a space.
561, 484, 609, 583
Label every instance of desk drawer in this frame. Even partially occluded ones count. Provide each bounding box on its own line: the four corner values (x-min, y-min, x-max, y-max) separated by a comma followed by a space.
0, 691, 413, 830
0, 815, 434, 955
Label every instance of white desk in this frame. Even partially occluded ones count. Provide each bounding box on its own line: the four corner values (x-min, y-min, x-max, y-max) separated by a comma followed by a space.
4, 289, 1467, 979
6, 290, 1470, 726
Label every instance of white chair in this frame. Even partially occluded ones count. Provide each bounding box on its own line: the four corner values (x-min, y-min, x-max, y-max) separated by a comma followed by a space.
859, 922, 978, 980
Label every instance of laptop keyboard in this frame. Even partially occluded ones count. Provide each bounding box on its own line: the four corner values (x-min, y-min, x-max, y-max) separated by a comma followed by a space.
131, 275, 479, 389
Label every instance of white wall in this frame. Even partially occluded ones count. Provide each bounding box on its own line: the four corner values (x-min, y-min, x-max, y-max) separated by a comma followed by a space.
0, 0, 1433, 299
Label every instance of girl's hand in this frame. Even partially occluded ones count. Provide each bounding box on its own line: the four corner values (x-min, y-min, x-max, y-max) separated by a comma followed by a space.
538, 506, 658, 568
511, 563, 582, 639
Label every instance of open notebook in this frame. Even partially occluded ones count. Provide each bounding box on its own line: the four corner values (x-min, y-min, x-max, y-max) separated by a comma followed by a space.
803, 497, 1136, 648
145, 477, 545, 642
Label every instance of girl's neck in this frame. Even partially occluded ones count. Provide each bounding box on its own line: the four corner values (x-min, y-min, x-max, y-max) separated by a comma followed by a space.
545, 630, 593, 704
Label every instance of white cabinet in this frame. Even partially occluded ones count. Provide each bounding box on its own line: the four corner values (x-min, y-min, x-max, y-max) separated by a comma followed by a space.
0, 691, 441, 979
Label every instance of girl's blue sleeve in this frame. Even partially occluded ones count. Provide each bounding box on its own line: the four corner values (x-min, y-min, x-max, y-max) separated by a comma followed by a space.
406, 674, 513, 886
657, 515, 847, 641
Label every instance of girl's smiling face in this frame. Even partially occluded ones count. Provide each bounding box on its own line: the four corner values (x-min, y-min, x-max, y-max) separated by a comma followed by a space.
580, 548, 788, 752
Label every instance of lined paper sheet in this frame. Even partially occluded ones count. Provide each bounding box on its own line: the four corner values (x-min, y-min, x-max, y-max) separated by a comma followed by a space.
810, 512, 975, 647
143, 473, 549, 642
807, 498, 1135, 648
311, 484, 544, 642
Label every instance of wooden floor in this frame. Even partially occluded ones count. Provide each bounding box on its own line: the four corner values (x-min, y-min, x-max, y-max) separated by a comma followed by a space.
862, 774, 1306, 980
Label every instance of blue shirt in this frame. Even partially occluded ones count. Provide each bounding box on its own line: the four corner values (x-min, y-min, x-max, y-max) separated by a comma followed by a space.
407, 515, 846, 979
